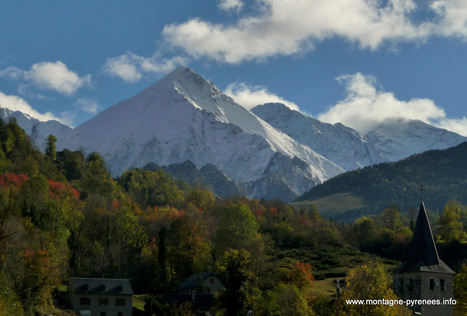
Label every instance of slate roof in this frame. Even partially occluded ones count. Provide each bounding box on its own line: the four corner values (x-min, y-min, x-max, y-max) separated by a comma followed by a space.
69, 277, 133, 295
395, 201, 454, 274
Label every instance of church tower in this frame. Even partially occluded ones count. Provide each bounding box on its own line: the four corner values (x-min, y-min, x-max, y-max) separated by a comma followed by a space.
393, 201, 455, 315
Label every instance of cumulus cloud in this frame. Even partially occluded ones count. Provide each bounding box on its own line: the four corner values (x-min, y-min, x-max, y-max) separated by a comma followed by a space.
103, 51, 188, 83
430, 0, 467, 38
162, 0, 429, 63
224, 82, 300, 111
0, 91, 64, 123
74, 98, 99, 114
218, 0, 244, 12
317, 73, 467, 136
0, 61, 91, 96
161, 0, 467, 63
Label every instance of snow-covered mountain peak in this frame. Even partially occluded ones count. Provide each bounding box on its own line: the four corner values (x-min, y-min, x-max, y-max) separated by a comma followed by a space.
155, 67, 231, 120
365, 118, 467, 161
0, 107, 71, 151
59, 67, 344, 199
252, 102, 387, 171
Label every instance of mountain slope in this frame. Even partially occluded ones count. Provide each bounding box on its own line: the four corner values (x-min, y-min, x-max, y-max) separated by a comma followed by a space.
366, 119, 467, 161
59, 67, 344, 200
252, 103, 387, 171
144, 160, 245, 198
0, 107, 71, 151
297, 142, 467, 221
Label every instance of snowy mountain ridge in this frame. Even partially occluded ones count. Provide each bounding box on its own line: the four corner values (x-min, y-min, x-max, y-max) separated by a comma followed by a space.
365, 118, 467, 162
252, 103, 387, 171
1, 67, 466, 201
0, 107, 71, 151
57, 67, 344, 200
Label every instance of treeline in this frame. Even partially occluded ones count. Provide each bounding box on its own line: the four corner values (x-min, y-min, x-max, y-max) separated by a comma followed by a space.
299, 142, 467, 217
0, 118, 345, 315
1, 117, 467, 315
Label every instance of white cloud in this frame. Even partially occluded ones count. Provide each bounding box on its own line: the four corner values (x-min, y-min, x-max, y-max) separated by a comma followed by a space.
74, 98, 99, 114
103, 51, 188, 83
317, 73, 467, 136
436, 117, 467, 137
162, 0, 434, 63
25, 61, 91, 95
430, 0, 467, 38
103, 53, 142, 83
224, 82, 300, 111
0, 66, 23, 80
219, 0, 244, 12
162, 0, 467, 64
0, 61, 91, 96
0, 91, 63, 123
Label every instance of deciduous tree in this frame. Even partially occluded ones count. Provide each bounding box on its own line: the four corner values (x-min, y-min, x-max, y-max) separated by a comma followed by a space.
454, 263, 467, 315
338, 261, 411, 316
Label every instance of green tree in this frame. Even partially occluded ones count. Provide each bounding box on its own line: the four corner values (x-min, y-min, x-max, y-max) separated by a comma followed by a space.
265, 283, 314, 316
437, 200, 465, 242
338, 261, 411, 316
166, 211, 211, 283
45, 135, 57, 160
378, 206, 403, 232
58, 149, 85, 181
119, 168, 184, 208
353, 217, 376, 247
80, 152, 116, 198
215, 203, 260, 254
185, 188, 214, 211
216, 248, 253, 316
454, 262, 467, 315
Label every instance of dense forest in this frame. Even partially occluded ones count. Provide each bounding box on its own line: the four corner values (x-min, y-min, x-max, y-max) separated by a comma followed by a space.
298, 142, 467, 221
2, 117, 467, 315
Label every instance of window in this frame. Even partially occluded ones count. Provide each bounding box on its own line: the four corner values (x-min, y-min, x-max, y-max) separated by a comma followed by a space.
80, 297, 91, 305
99, 312, 106, 316
408, 279, 414, 291
118, 313, 123, 316
210, 277, 214, 284
98, 297, 109, 306
398, 278, 404, 292
430, 278, 435, 290
441, 279, 446, 291
116, 298, 126, 306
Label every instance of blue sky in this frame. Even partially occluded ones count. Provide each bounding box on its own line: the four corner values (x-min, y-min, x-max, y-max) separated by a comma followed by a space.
1, 0, 466, 136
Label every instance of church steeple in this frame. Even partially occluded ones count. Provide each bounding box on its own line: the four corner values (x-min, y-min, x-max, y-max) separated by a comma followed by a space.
396, 202, 454, 273
395, 201, 448, 273
393, 200, 455, 316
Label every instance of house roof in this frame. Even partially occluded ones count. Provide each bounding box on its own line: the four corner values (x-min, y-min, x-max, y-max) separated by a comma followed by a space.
69, 277, 133, 295
395, 201, 454, 274
177, 272, 218, 292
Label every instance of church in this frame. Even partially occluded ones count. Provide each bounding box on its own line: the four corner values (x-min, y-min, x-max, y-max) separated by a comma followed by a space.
393, 201, 455, 316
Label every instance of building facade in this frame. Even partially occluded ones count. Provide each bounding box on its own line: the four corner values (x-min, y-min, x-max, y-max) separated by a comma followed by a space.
177, 271, 224, 294
69, 277, 133, 316
393, 201, 455, 316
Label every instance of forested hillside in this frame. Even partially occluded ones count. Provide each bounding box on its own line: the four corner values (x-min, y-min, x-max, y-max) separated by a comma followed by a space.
2, 117, 467, 315
298, 142, 467, 221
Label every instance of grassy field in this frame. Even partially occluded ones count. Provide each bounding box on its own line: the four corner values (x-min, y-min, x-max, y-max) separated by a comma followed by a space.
292, 192, 366, 218
269, 244, 400, 297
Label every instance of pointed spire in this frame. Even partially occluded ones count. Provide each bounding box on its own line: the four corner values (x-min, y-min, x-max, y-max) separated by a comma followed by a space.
396, 202, 454, 273
407, 201, 439, 266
